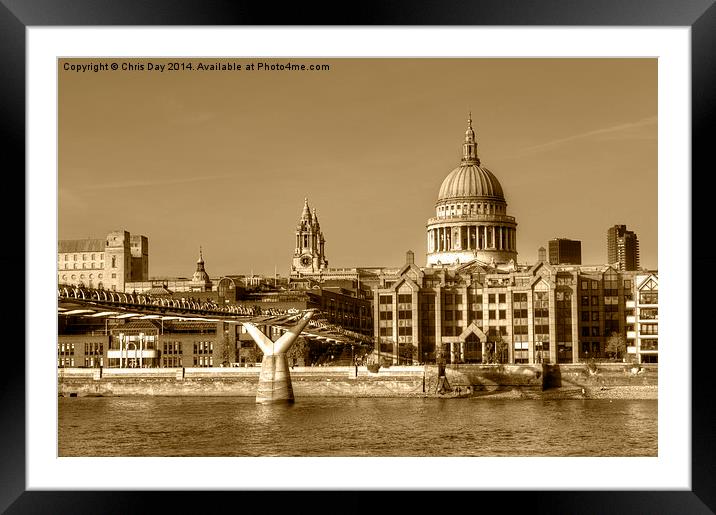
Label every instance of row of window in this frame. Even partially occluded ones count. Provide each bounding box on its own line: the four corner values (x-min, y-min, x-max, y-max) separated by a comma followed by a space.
581, 280, 632, 290
194, 342, 213, 354
59, 262, 103, 270
60, 253, 105, 261
60, 273, 105, 280
58, 342, 74, 355
437, 202, 504, 216
84, 343, 103, 355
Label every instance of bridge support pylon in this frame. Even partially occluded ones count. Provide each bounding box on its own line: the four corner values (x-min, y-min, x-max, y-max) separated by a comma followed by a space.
242, 311, 315, 404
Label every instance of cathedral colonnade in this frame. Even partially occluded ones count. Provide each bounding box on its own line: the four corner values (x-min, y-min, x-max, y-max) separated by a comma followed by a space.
427, 223, 517, 253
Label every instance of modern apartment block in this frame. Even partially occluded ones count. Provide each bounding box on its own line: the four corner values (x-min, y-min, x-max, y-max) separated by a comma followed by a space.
607, 225, 640, 271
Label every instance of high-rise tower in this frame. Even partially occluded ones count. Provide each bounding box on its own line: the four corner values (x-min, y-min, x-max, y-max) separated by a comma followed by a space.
607, 225, 640, 271
291, 198, 328, 275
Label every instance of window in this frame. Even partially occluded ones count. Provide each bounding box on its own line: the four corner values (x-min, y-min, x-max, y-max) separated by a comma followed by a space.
591, 296, 599, 306
581, 311, 589, 322
498, 293, 506, 303
489, 310, 496, 320
591, 312, 599, 321
73, 254, 77, 261
581, 296, 589, 307
582, 327, 589, 337
499, 310, 506, 320
641, 339, 658, 351
639, 292, 658, 305
581, 281, 588, 290
624, 280, 632, 289
112, 256, 116, 268
591, 281, 598, 290
111, 273, 117, 278
591, 327, 600, 336
640, 324, 658, 335
641, 308, 658, 320
488, 294, 495, 304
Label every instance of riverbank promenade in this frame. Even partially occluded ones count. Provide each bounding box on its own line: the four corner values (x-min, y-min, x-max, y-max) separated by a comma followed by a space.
58, 363, 657, 400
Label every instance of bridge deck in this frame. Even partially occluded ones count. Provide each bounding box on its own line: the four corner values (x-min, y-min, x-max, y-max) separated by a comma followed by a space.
58, 285, 372, 345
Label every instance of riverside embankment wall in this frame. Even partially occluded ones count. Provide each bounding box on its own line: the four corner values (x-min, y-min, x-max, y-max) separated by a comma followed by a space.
58, 363, 657, 399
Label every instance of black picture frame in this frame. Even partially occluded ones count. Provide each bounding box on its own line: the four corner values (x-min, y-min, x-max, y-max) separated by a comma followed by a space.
3, 1, 713, 512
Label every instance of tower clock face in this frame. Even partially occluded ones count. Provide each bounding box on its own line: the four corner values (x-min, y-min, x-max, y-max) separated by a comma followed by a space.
300, 255, 312, 267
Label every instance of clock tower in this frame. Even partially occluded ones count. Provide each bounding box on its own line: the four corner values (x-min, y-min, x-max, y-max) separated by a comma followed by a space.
291, 198, 328, 276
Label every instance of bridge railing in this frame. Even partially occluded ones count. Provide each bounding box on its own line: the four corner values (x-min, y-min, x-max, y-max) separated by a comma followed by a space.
58, 284, 374, 345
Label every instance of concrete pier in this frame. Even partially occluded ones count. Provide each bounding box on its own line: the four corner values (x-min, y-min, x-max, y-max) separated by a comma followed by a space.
242, 310, 315, 404
256, 354, 295, 403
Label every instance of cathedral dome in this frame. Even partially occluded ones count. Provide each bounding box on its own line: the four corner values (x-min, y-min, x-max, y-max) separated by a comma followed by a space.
438, 164, 504, 201
426, 113, 518, 268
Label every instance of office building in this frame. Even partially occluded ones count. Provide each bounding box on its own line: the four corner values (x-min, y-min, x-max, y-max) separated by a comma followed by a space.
549, 238, 582, 265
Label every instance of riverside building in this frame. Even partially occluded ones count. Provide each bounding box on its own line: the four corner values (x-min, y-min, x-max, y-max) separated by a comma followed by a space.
58, 230, 149, 291
369, 116, 657, 366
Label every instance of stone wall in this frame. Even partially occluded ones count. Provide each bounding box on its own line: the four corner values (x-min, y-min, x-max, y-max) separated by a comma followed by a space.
58, 363, 656, 399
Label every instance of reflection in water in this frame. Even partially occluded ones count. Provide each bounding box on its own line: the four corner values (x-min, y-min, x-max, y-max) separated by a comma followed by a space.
58, 397, 657, 457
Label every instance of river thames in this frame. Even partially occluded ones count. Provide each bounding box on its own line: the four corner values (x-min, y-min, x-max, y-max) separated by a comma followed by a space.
58, 397, 656, 457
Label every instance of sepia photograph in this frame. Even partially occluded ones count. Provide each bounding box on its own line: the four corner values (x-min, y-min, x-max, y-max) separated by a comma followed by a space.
56, 57, 658, 459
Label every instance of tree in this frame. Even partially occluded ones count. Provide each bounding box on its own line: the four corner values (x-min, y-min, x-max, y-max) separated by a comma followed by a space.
484, 342, 495, 363
219, 334, 233, 367
605, 332, 627, 361
494, 337, 509, 364
286, 336, 309, 367
242, 344, 259, 365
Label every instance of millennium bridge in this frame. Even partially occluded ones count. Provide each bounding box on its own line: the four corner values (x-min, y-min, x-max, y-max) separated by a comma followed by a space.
58, 285, 372, 404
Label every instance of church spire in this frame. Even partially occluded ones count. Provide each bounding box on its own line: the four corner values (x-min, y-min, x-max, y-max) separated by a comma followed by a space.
461, 112, 480, 165
301, 198, 312, 222
312, 207, 319, 227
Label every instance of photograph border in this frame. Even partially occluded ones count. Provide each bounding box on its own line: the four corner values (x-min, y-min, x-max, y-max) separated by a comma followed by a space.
3, 0, 713, 512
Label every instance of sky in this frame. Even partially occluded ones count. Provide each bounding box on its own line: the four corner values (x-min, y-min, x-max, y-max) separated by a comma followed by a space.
58, 58, 657, 278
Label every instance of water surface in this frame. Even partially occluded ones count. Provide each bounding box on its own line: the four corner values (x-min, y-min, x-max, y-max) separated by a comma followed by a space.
58, 397, 657, 457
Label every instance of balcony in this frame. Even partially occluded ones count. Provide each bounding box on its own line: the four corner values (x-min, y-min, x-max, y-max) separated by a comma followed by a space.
626, 300, 636, 309
427, 214, 516, 225
627, 331, 636, 339
626, 316, 636, 324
